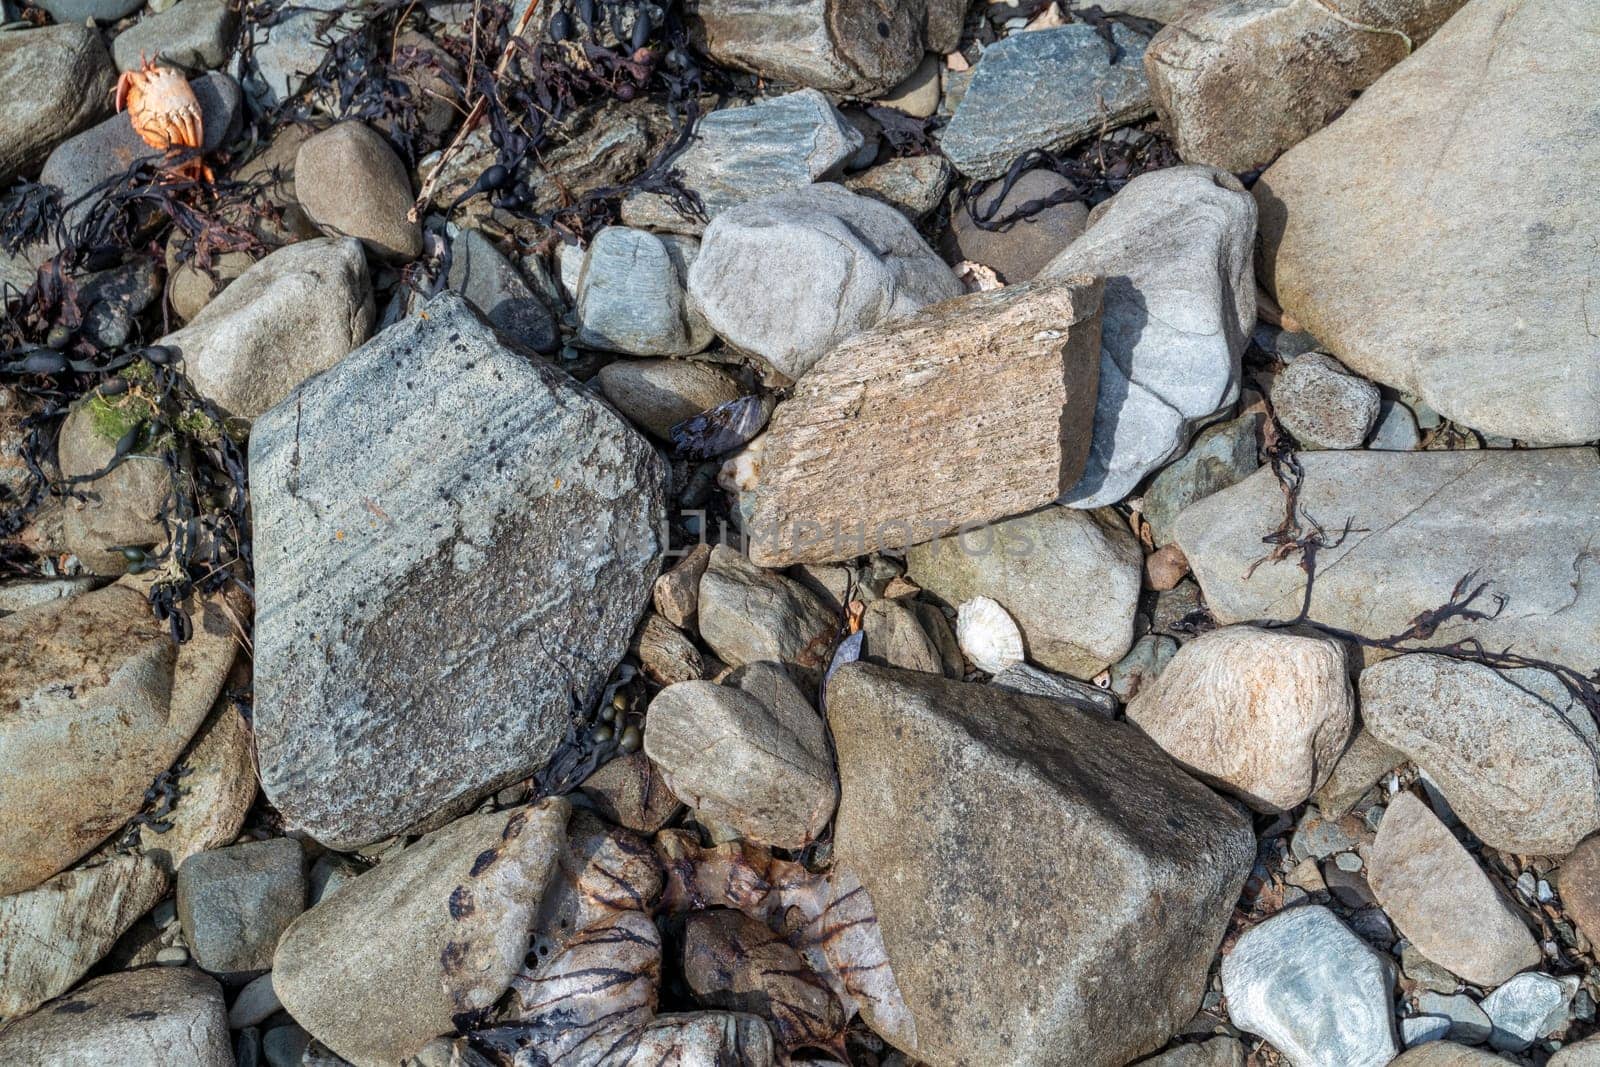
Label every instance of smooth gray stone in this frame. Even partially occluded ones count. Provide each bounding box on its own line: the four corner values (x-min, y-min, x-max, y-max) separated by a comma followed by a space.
576, 227, 712, 356
447, 227, 559, 354
844, 154, 954, 221
1221, 905, 1398, 1067
113, 0, 239, 72
0, 25, 115, 186
989, 662, 1118, 717
941, 24, 1153, 180
1142, 412, 1260, 546
1042, 165, 1256, 508
1416, 992, 1493, 1044
1368, 394, 1423, 450
947, 168, 1089, 283
1482, 973, 1577, 1052
621, 89, 861, 233
177, 838, 306, 977
1174, 448, 1600, 673
249, 292, 666, 849
0, 968, 232, 1064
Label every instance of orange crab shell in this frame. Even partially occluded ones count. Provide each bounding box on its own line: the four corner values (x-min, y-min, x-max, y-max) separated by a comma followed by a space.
114, 58, 205, 154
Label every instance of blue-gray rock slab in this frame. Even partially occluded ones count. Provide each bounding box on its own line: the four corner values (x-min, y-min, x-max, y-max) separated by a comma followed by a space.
940, 23, 1153, 180
826, 663, 1254, 1067
1174, 448, 1600, 672
249, 293, 666, 850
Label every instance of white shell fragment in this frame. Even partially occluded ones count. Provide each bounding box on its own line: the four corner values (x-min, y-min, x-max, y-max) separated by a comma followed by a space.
956, 596, 1025, 674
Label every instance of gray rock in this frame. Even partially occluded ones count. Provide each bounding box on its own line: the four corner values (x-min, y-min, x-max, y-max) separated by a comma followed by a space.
272, 800, 568, 1066
843, 154, 954, 220
859, 597, 946, 676
1142, 413, 1260, 546
1221, 905, 1399, 1067
1415, 991, 1493, 1044
262, 1023, 312, 1067
1174, 449, 1600, 672
1253, 0, 1600, 444
0, 26, 114, 185
941, 24, 1153, 179
907, 505, 1143, 679
0, 854, 170, 1020
1481, 973, 1577, 1052
576, 227, 713, 355
643, 663, 836, 849
828, 663, 1254, 1067
879, 53, 941, 117
78, 258, 162, 350
621, 89, 861, 232
160, 237, 374, 419
177, 838, 306, 976
1361, 654, 1600, 855
1402, 945, 1463, 996
1401, 1015, 1453, 1047
54, 397, 171, 575
687, 183, 961, 380
598, 358, 742, 439
113, 0, 239, 72
1144, 0, 1464, 172
685, 0, 954, 96
40, 71, 242, 229
947, 168, 1090, 283
34, 0, 141, 22
1041, 165, 1256, 508
1314, 728, 1404, 819
228, 973, 282, 1029
295, 121, 422, 261
990, 662, 1119, 717
0, 968, 231, 1063
1369, 395, 1423, 451
235, 0, 358, 108
1127, 625, 1355, 812
1137, 1038, 1247, 1067
1368, 792, 1540, 987
249, 293, 665, 849
695, 545, 835, 681
446, 228, 559, 354
1108, 633, 1178, 702
1272, 352, 1381, 449
0, 578, 236, 896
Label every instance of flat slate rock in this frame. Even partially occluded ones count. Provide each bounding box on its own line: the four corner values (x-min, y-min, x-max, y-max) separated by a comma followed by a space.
941, 23, 1152, 180
1174, 448, 1600, 672
1253, 0, 1600, 444
250, 293, 665, 849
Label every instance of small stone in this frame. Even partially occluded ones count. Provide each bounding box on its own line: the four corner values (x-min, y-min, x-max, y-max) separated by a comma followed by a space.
631, 613, 705, 688
1291, 812, 1361, 862
860, 598, 945, 676
1401, 944, 1461, 995
228, 973, 281, 1029
295, 121, 422, 261
576, 751, 682, 834
0, 854, 170, 1019
1416, 992, 1493, 1044
250, 293, 664, 849
1271, 352, 1382, 449
1481, 973, 1577, 1052
909, 506, 1142, 679
1362, 655, 1600, 855
683, 909, 846, 1051
946, 169, 1089, 283
621, 89, 861, 231
160, 237, 375, 419
261, 1024, 312, 1067
1401, 1015, 1453, 1047
0, 578, 236, 895
53, 397, 170, 575
599, 359, 742, 439
0, 577, 96, 616
829, 663, 1254, 1066
0, 25, 115, 186
112, 0, 238, 72
446, 228, 559, 354
652, 544, 711, 630
156, 946, 191, 966
177, 838, 307, 976
1145, 543, 1190, 590
1107, 633, 1179, 703
843, 154, 954, 220
1369, 395, 1423, 451
878, 54, 942, 117
576, 228, 713, 356
272, 800, 569, 1065
687, 183, 961, 381
1221, 905, 1399, 1067
989, 662, 1119, 718
695, 546, 835, 681
1315, 729, 1405, 819
0, 968, 231, 1064
941, 24, 1152, 179
644, 664, 836, 849
77, 259, 162, 349
1142, 413, 1261, 546
1042, 165, 1256, 507
1335, 852, 1364, 873
1127, 625, 1354, 812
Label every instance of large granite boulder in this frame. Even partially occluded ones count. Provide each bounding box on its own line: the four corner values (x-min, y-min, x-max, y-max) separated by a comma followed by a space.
1174, 449, 1600, 672
1041, 165, 1256, 508
250, 293, 665, 849
1252, 0, 1600, 443
0, 25, 116, 185
0, 578, 236, 895
827, 664, 1255, 1066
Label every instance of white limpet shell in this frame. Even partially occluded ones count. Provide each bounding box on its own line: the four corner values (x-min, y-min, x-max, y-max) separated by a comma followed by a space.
956, 596, 1025, 674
